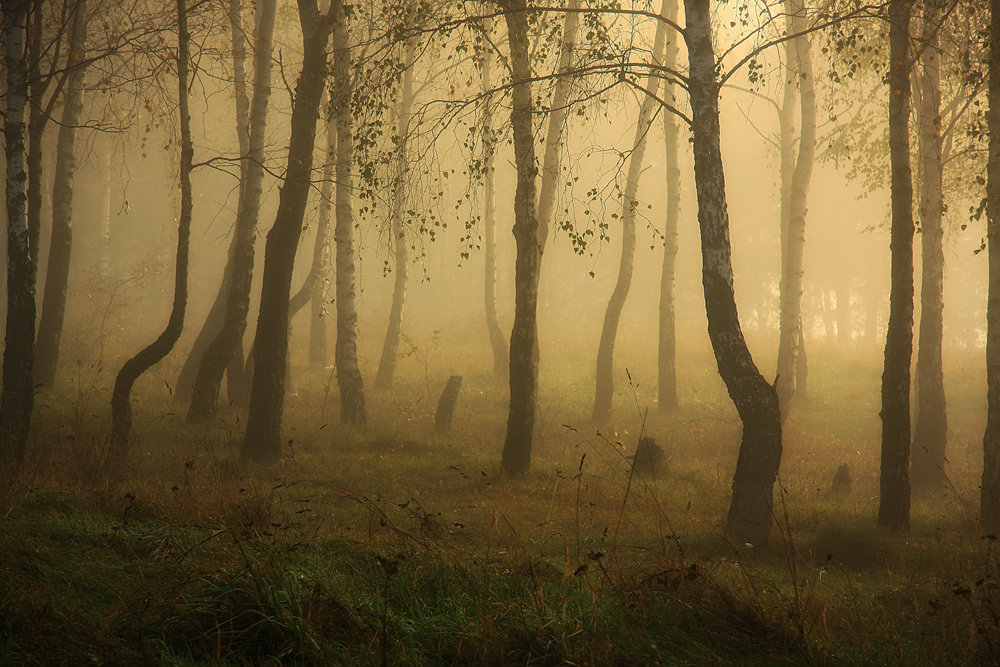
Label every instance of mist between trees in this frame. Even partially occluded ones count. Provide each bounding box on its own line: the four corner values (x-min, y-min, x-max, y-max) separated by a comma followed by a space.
1, 1, 1000, 656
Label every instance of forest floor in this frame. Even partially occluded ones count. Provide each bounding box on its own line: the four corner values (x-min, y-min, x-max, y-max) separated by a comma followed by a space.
1, 342, 997, 665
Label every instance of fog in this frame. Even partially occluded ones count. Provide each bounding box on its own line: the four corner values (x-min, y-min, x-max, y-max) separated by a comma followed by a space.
1, 0, 997, 661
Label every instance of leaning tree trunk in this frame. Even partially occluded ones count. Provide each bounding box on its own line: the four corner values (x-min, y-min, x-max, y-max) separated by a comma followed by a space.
878, 0, 915, 531
685, 0, 783, 547
34, 2, 89, 389
332, 5, 366, 425
911, 5, 947, 488
500, 0, 541, 478
187, 0, 276, 423
593, 0, 669, 421
658, 0, 681, 413
374, 38, 417, 391
108, 0, 194, 468
0, 0, 32, 472
480, 20, 509, 381
774, 0, 815, 419
981, 0, 1000, 530
242, 0, 335, 460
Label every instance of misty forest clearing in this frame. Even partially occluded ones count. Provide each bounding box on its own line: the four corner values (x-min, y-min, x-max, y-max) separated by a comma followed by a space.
2, 0, 1000, 663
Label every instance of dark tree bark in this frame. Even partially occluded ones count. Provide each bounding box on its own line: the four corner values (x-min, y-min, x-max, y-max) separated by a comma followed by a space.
480, 20, 509, 382
658, 0, 681, 413
374, 38, 417, 391
685, 0, 782, 547
592, 0, 668, 422
187, 0, 276, 423
108, 0, 194, 467
982, 0, 1000, 530
242, 0, 335, 461
878, 0, 915, 531
500, 0, 541, 478
911, 4, 947, 488
332, 3, 366, 425
0, 0, 32, 472
34, 1, 89, 388
26, 2, 45, 269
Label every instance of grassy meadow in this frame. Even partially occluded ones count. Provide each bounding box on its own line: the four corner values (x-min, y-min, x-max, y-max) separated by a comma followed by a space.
1, 336, 997, 665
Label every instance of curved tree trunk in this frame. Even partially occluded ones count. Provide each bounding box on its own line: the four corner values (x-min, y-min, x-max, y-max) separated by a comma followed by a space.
685, 0, 782, 547
480, 20, 509, 381
374, 38, 417, 391
500, 0, 541, 478
242, 0, 335, 460
911, 6, 946, 488
187, 0, 276, 423
332, 5, 366, 425
981, 0, 1000, 530
658, 0, 681, 414
0, 1, 32, 471
108, 0, 194, 468
593, 0, 669, 421
774, 0, 815, 419
877, 0, 915, 531
35, 1, 89, 388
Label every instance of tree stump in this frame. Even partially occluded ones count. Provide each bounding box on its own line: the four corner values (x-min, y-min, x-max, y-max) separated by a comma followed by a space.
632, 436, 664, 476
435, 375, 462, 434
832, 463, 852, 495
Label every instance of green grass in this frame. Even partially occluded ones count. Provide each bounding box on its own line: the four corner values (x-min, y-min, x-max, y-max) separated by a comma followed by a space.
2, 342, 999, 664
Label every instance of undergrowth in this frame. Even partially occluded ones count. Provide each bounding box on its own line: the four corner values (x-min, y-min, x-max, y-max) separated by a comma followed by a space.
1, 344, 997, 664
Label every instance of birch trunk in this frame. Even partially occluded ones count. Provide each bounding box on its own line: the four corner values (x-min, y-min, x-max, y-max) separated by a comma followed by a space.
187, 0, 276, 422
0, 0, 32, 471
109, 0, 194, 467
481, 21, 508, 381
593, 0, 669, 421
500, 0, 541, 477
375, 39, 417, 391
774, 0, 815, 418
332, 3, 366, 425
685, 0, 782, 546
981, 0, 1000, 529
35, 1, 89, 388
911, 6, 947, 488
658, 0, 681, 413
310, 113, 335, 366
877, 0, 915, 531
